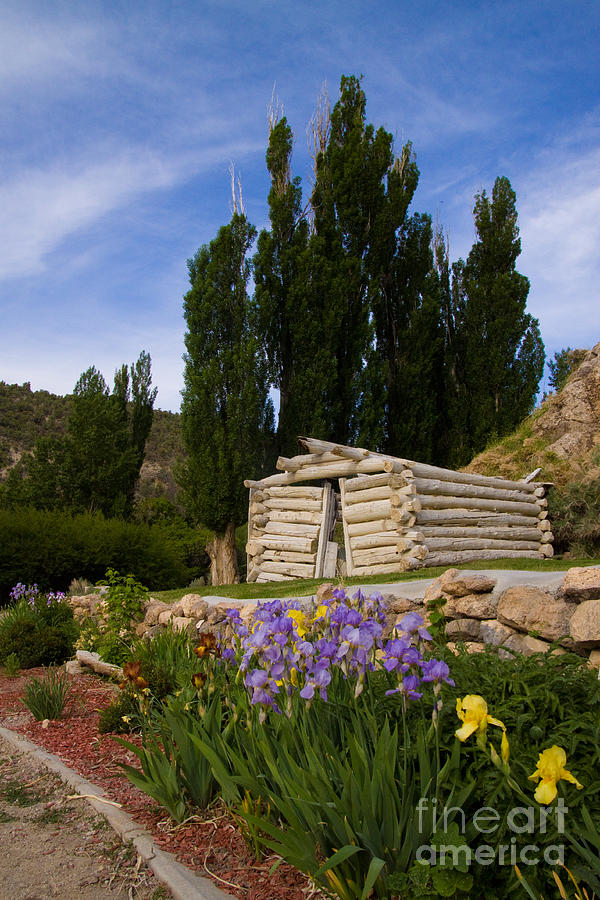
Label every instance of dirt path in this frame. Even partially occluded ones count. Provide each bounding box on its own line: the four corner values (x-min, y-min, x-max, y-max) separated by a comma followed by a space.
0, 734, 170, 900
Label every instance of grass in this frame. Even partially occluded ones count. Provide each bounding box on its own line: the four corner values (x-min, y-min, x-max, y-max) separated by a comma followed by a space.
153, 556, 600, 603
0, 778, 46, 807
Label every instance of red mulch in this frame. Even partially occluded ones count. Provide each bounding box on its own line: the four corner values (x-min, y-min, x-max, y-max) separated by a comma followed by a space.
0, 668, 326, 900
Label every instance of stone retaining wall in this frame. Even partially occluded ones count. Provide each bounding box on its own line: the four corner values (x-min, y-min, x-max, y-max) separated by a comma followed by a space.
68, 565, 600, 670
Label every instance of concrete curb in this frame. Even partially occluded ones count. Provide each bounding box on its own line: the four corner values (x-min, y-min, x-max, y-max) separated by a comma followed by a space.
0, 724, 236, 900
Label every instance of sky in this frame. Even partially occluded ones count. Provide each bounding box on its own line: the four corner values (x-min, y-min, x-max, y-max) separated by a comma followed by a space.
1, 0, 599, 412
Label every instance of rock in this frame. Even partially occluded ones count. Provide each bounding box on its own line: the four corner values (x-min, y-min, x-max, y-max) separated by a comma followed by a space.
479, 619, 516, 646
445, 593, 498, 620
439, 568, 496, 597
588, 649, 600, 669
445, 618, 481, 641
170, 616, 195, 633
389, 597, 415, 615
464, 641, 486, 654
569, 599, 600, 647
316, 582, 335, 602
158, 609, 176, 626
134, 622, 148, 637
561, 567, 600, 604
180, 593, 208, 617
65, 660, 85, 675
498, 633, 557, 658
424, 580, 444, 605
497, 587, 576, 641
144, 600, 171, 626
170, 602, 184, 617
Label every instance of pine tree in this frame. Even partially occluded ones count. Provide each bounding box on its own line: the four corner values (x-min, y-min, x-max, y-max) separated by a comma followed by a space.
179, 213, 273, 584
448, 176, 545, 463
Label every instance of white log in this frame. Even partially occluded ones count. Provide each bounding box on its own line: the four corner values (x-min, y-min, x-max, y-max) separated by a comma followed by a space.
256, 572, 296, 583
418, 495, 540, 516
298, 436, 369, 458
419, 525, 545, 541
245, 456, 388, 488
344, 485, 393, 505
262, 549, 316, 564
352, 547, 404, 566
411, 477, 538, 505
396, 538, 417, 552
263, 521, 320, 537
538, 510, 549, 520
252, 515, 269, 529
343, 472, 412, 492
315, 483, 336, 578
264, 497, 324, 511
389, 488, 417, 506
540, 532, 554, 543
410, 461, 539, 493
350, 532, 400, 550
424, 538, 542, 552
347, 518, 399, 537
537, 519, 552, 532
323, 541, 339, 578
260, 560, 316, 577
350, 560, 417, 576
76, 651, 123, 679
390, 508, 417, 527
339, 478, 355, 576
249, 502, 266, 516
537, 498, 548, 509
246, 540, 264, 557
265, 485, 324, 498
405, 531, 425, 542
276, 452, 338, 471
267, 510, 323, 525
541, 544, 554, 557
343, 498, 393, 524
425, 549, 541, 566
257, 535, 318, 553
534, 486, 546, 498
416, 510, 540, 526
411, 545, 429, 560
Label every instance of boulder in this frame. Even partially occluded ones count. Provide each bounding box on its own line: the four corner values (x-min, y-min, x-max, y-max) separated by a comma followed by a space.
158, 609, 176, 626
180, 593, 209, 617
498, 633, 562, 658
439, 568, 497, 597
444, 593, 498, 620
445, 618, 481, 642
316, 582, 335, 602
463, 641, 486, 654
144, 600, 171, 626
171, 616, 195, 633
569, 599, 600, 647
560, 567, 600, 604
497, 586, 576, 641
588, 649, 600, 669
479, 619, 516, 647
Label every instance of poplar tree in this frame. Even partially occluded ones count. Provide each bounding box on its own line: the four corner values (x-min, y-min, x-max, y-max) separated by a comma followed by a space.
179, 212, 273, 584
447, 176, 545, 462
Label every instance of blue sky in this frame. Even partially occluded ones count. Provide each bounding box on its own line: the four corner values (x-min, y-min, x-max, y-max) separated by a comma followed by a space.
1, 0, 599, 412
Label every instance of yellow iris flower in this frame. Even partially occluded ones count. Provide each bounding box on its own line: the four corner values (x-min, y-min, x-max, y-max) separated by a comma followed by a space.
313, 604, 329, 622
455, 695, 506, 747
286, 609, 307, 637
528, 746, 583, 805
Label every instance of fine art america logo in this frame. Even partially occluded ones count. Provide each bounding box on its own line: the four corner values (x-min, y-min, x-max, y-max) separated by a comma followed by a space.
415, 797, 568, 866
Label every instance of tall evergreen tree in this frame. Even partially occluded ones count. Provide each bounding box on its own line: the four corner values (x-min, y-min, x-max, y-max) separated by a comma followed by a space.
447, 176, 545, 463
179, 213, 273, 584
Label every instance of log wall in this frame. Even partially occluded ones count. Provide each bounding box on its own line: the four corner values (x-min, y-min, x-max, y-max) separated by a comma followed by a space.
245, 437, 553, 580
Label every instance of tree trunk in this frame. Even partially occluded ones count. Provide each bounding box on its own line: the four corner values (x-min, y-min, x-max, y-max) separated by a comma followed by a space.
207, 522, 239, 585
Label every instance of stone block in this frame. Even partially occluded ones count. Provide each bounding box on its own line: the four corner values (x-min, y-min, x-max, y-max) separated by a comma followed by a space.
497, 586, 576, 641
561, 567, 600, 604
180, 593, 208, 617
144, 600, 170, 626
445, 618, 481, 641
479, 619, 516, 646
569, 599, 600, 647
445, 593, 498, 620
440, 568, 497, 597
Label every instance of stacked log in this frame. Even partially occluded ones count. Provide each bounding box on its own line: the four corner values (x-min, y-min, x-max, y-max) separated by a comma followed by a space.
244, 436, 553, 580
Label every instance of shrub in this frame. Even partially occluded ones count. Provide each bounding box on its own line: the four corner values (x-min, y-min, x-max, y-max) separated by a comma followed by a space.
22, 668, 70, 720
0, 587, 78, 668
0, 507, 193, 603
549, 476, 600, 557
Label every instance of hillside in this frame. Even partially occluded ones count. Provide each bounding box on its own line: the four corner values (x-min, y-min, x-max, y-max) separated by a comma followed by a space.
0, 382, 183, 502
464, 340, 600, 487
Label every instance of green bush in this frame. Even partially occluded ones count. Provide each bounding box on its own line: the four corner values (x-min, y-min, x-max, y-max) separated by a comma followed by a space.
98, 688, 139, 734
549, 476, 600, 557
0, 592, 78, 668
0, 507, 193, 602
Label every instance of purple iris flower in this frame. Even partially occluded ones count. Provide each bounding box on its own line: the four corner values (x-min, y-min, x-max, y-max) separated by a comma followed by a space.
398, 612, 433, 642
300, 659, 331, 701
385, 674, 423, 701
421, 658, 455, 687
